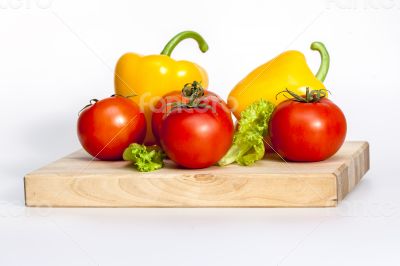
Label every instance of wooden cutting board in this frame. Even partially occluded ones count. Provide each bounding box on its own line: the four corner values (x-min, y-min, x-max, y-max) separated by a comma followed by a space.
24, 141, 369, 208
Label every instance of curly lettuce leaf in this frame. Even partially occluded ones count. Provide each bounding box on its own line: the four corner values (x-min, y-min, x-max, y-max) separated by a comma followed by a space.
123, 144, 165, 172
218, 99, 275, 166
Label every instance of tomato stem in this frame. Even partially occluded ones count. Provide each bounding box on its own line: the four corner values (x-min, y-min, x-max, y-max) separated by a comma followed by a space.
167, 81, 209, 112
182, 81, 204, 100
78, 99, 98, 115
276, 88, 327, 103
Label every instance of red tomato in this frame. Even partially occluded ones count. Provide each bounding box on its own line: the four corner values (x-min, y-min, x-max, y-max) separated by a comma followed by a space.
263, 135, 274, 152
152, 90, 229, 144
269, 98, 346, 162
160, 95, 234, 169
77, 96, 146, 160
151, 91, 187, 143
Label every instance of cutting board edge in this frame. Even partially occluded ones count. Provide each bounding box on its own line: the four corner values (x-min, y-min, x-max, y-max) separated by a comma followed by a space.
23, 141, 369, 208
334, 141, 370, 202
24, 173, 338, 208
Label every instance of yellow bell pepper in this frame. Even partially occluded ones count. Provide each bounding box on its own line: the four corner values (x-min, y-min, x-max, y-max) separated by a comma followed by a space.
228, 42, 330, 119
114, 31, 209, 144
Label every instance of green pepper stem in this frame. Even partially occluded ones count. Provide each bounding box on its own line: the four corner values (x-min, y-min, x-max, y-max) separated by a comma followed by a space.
310, 42, 330, 82
160, 31, 209, 57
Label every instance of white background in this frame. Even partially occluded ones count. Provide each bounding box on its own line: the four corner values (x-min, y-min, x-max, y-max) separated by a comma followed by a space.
1, 0, 400, 265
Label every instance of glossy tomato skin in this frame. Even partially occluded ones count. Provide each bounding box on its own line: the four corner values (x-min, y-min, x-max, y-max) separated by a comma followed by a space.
151, 91, 187, 143
151, 90, 228, 145
160, 97, 234, 169
77, 96, 146, 161
269, 98, 346, 162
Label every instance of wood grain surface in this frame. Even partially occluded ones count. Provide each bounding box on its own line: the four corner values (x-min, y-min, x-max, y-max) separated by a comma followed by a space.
24, 141, 369, 207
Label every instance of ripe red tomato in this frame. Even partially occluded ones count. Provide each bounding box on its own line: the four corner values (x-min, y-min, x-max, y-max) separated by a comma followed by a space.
77, 96, 146, 160
160, 94, 234, 169
152, 90, 228, 144
151, 91, 187, 143
269, 97, 346, 162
